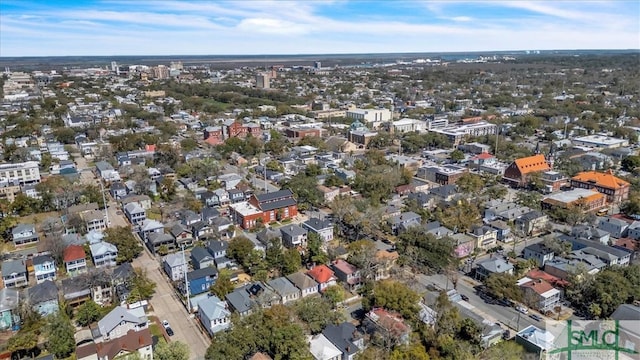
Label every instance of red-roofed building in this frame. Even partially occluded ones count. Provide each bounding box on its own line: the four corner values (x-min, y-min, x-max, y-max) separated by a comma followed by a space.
93, 328, 153, 360
503, 154, 551, 188
364, 308, 411, 346
306, 265, 337, 292
519, 278, 561, 312
526, 269, 569, 288
570, 170, 630, 205
331, 259, 362, 290
64, 245, 87, 276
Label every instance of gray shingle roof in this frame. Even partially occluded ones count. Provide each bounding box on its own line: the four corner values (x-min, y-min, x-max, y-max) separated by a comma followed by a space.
267, 277, 298, 297
191, 246, 213, 263
255, 189, 294, 203
28, 280, 59, 303
1, 259, 26, 275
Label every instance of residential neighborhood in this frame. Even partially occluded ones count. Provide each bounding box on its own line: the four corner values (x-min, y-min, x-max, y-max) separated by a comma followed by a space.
1, 49, 640, 360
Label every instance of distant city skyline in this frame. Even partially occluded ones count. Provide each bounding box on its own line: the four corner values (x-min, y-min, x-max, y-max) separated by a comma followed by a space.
1, 0, 639, 57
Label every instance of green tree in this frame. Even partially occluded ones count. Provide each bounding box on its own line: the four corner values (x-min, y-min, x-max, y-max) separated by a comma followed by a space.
323, 285, 346, 307
45, 313, 76, 358
485, 273, 523, 302
294, 296, 344, 334
450, 149, 465, 162
265, 239, 284, 272
76, 299, 102, 326
397, 229, 457, 274
621, 155, 640, 173
479, 341, 525, 360
6, 331, 38, 358
456, 173, 485, 194
390, 342, 430, 360
127, 269, 157, 304
515, 191, 542, 210
306, 232, 328, 265
154, 340, 190, 360
282, 248, 302, 275
210, 268, 235, 299
104, 227, 143, 263
435, 199, 481, 232
180, 138, 199, 153
369, 280, 420, 320
227, 236, 255, 265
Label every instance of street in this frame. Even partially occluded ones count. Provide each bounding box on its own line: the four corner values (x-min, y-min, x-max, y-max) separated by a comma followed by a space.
133, 245, 210, 360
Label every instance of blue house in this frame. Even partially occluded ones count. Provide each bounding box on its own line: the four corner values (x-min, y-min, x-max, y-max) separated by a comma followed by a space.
28, 280, 59, 316
185, 267, 218, 296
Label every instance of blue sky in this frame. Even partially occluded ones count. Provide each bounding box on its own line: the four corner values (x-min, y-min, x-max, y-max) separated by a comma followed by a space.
1, 1, 639, 57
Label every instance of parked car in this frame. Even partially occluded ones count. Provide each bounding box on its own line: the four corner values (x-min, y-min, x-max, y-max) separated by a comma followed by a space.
529, 314, 543, 322
162, 320, 170, 329
460, 294, 469, 301
516, 305, 529, 314
166, 327, 174, 336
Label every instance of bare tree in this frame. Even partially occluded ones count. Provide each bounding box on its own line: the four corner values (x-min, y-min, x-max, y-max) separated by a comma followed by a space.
40, 234, 68, 266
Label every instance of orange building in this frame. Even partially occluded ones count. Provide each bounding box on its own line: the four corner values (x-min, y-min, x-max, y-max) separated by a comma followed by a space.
503, 154, 551, 188
541, 188, 606, 212
570, 170, 630, 205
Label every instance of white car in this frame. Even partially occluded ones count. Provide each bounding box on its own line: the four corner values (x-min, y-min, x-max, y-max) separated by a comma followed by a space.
516, 306, 529, 315
162, 320, 170, 329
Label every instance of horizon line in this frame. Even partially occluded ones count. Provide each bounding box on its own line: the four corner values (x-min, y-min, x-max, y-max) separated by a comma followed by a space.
1, 48, 639, 59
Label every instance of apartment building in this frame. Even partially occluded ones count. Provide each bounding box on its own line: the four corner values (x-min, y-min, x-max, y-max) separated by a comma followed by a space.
0, 161, 41, 185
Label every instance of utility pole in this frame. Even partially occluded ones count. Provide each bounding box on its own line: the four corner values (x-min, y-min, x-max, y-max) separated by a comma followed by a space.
182, 244, 190, 313
99, 178, 110, 227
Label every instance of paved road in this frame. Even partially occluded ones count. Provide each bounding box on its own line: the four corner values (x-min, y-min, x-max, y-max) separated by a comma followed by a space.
416, 273, 542, 332
133, 245, 210, 360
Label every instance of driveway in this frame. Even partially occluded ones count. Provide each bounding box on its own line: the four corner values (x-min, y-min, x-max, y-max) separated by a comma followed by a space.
133, 243, 210, 359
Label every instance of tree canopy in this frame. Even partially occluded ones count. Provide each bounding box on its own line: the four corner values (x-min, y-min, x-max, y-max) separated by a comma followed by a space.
103, 226, 143, 264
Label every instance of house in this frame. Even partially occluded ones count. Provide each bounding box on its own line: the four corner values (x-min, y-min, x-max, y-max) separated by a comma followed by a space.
565, 236, 631, 266
112, 263, 135, 302
64, 244, 88, 276
519, 278, 561, 313
163, 253, 187, 282
146, 232, 176, 254
475, 258, 514, 281
191, 246, 215, 269
185, 267, 218, 296
570, 170, 630, 205
79, 328, 152, 360
61, 275, 92, 307
280, 224, 308, 248
138, 219, 164, 240
542, 188, 607, 212
429, 185, 458, 202
515, 210, 549, 236
95, 306, 148, 343
28, 280, 59, 316
33, 254, 57, 284
468, 225, 498, 250
267, 277, 300, 304
502, 154, 551, 188
82, 210, 108, 232
217, 173, 243, 190
629, 221, 640, 240
570, 225, 610, 244
307, 265, 337, 292
544, 258, 601, 280
211, 217, 233, 234
523, 243, 555, 267
192, 221, 214, 240
170, 223, 194, 247
317, 185, 340, 204
363, 308, 411, 346
331, 259, 361, 291
120, 194, 152, 210
95, 161, 120, 181
228, 188, 245, 203
90, 241, 118, 268
407, 191, 434, 209
123, 202, 146, 226
487, 220, 513, 243
0, 288, 20, 330
303, 218, 334, 242
515, 325, 555, 357
309, 333, 342, 360
257, 228, 282, 247
226, 282, 279, 316
322, 322, 364, 360
110, 181, 127, 200
12, 223, 39, 245
449, 233, 476, 258
374, 250, 399, 281
197, 295, 231, 336
424, 221, 454, 238
286, 271, 319, 298
1, 259, 28, 288
387, 211, 421, 235
597, 217, 629, 239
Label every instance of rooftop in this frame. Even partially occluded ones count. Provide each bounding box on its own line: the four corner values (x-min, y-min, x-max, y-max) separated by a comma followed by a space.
571, 170, 629, 190
513, 154, 551, 174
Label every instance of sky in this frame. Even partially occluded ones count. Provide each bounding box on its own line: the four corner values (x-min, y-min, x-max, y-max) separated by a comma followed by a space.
1, 0, 639, 57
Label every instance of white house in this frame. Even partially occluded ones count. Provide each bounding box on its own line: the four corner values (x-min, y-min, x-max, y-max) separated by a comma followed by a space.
163, 253, 187, 282
197, 296, 231, 337
89, 241, 118, 268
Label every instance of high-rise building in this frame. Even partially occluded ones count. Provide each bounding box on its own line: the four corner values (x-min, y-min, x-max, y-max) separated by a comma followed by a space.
314, 61, 321, 69
256, 73, 271, 89
152, 65, 170, 79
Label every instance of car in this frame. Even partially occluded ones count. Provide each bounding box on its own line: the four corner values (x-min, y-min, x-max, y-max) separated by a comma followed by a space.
516, 305, 529, 315
162, 320, 170, 329
529, 314, 543, 322
166, 327, 174, 336
460, 294, 469, 301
